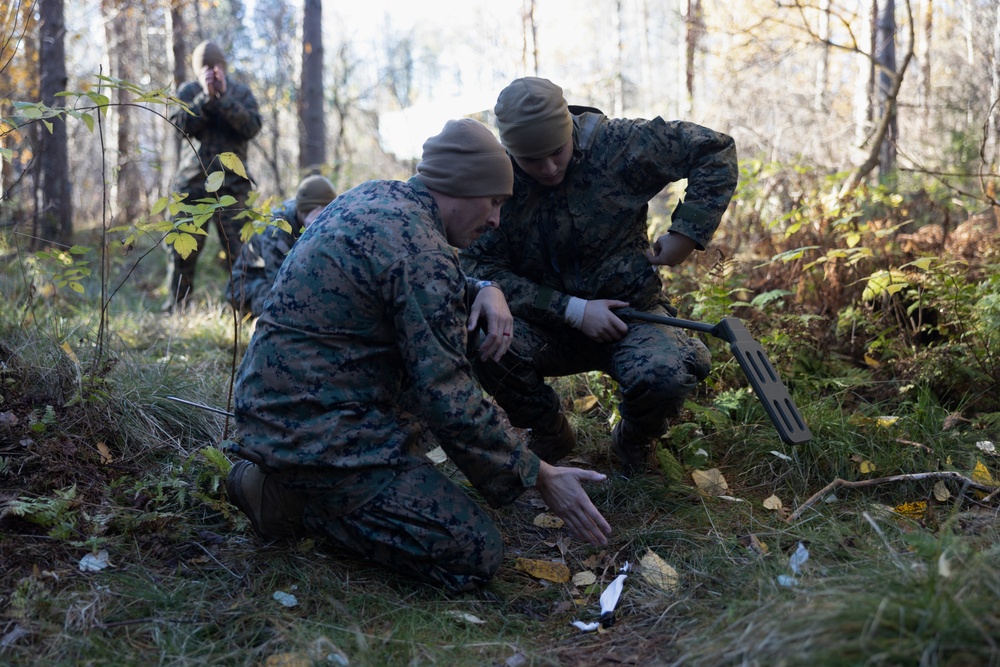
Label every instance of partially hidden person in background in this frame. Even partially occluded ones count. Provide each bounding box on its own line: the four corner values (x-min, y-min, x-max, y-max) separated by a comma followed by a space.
225, 174, 337, 319
461, 77, 739, 475
226, 118, 611, 593
164, 40, 262, 311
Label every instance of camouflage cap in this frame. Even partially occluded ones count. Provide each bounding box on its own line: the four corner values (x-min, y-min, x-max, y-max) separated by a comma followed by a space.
192, 41, 226, 71
415, 119, 513, 198
494, 77, 573, 159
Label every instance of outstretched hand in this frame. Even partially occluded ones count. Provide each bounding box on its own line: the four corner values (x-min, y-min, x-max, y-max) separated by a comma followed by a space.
467, 284, 514, 361
646, 232, 696, 266
580, 299, 630, 343
535, 461, 611, 546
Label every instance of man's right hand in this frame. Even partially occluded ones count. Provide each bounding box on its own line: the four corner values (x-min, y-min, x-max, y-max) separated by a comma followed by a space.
579, 299, 630, 343
534, 461, 611, 546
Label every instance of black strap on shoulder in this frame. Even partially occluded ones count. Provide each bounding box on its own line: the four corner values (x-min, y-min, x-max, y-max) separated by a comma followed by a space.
568, 105, 605, 152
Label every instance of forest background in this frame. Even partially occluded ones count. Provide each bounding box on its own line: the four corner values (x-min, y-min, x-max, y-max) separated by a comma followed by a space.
2, 1, 1000, 666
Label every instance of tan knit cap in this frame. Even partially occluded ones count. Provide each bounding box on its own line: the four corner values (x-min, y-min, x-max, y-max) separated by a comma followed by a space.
295, 175, 337, 213
415, 119, 513, 197
494, 77, 573, 159
192, 41, 226, 71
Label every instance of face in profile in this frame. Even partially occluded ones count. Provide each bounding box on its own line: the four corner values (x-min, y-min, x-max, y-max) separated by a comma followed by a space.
442, 196, 506, 248
512, 140, 573, 187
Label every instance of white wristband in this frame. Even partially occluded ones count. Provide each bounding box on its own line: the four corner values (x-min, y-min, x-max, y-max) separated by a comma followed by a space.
564, 297, 587, 329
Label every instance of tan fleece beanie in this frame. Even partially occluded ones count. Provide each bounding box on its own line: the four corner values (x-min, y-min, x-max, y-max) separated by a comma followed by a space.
192, 41, 226, 71
415, 119, 513, 197
295, 175, 337, 213
494, 77, 573, 159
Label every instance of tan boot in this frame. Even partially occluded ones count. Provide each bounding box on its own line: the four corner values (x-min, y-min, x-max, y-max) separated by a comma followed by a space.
611, 420, 654, 477
528, 413, 577, 464
226, 460, 305, 540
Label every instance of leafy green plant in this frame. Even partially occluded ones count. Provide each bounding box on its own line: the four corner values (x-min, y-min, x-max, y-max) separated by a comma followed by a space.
7, 485, 81, 540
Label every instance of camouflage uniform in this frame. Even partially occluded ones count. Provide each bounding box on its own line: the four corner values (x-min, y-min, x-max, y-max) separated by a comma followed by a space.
461, 109, 738, 440
165, 77, 262, 305
224, 199, 301, 318
232, 177, 539, 592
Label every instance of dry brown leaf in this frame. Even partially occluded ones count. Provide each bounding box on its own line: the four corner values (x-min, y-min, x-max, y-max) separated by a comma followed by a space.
572, 571, 597, 587
572, 395, 599, 413
932, 481, 951, 501
514, 557, 570, 583
691, 468, 728, 496
533, 513, 565, 529
762, 494, 783, 510
942, 412, 970, 430
739, 533, 770, 556
263, 653, 311, 667
639, 549, 678, 592
97, 442, 114, 465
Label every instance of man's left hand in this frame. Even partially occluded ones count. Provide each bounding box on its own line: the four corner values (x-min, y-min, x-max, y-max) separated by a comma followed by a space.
468, 284, 513, 361
646, 232, 696, 266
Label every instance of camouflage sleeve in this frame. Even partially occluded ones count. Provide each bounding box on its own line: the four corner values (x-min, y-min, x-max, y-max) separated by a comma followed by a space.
389, 248, 538, 507
461, 231, 573, 326
227, 239, 269, 317
170, 81, 210, 135
638, 117, 738, 249
208, 83, 262, 141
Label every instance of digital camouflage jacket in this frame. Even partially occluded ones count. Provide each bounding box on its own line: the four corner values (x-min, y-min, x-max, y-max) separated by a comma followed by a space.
461, 109, 738, 324
233, 178, 539, 512
225, 199, 301, 318
170, 78, 262, 195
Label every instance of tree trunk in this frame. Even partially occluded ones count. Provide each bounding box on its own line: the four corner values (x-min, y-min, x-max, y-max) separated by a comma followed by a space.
103, 0, 144, 225
854, 0, 877, 147
298, 0, 325, 174
36, 0, 72, 248
522, 0, 539, 76
917, 0, 932, 117
814, 0, 831, 112
876, 0, 898, 177
680, 0, 702, 116
990, 2, 1000, 168
613, 0, 625, 116
842, 0, 915, 196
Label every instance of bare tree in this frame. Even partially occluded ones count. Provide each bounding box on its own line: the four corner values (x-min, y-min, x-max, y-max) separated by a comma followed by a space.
875, 0, 898, 177
854, 0, 878, 148
814, 0, 831, 112
841, 0, 915, 195
522, 0, 538, 76
990, 1, 1000, 167
102, 0, 144, 225
298, 0, 325, 174
680, 0, 703, 116
36, 0, 71, 248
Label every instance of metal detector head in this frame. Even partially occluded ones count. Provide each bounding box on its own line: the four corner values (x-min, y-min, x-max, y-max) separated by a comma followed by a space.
616, 309, 812, 445
709, 318, 812, 445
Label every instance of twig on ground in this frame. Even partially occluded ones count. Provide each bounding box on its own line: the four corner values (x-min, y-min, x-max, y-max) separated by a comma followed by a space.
895, 438, 932, 454
787, 471, 998, 522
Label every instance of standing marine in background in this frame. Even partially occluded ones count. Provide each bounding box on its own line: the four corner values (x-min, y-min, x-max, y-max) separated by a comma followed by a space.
225, 174, 337, 319
461, 77, 739, 474
164, 40, 262, 311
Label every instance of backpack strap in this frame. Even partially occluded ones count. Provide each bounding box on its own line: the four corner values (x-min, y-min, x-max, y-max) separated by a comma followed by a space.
568, 105, 605, 151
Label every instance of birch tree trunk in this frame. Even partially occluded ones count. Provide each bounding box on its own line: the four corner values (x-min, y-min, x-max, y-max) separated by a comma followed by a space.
876, 0, 898, 177
814, 0, 831, 112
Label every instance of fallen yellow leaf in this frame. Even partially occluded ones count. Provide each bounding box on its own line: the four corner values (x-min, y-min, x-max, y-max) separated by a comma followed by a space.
893, 500, 926, 519
60, 341, 80, 365
972, 460, 996, 486
639, 549, 678, 593
860, 460, 875, 474
533, 513, 565, 529
691, 468, 728, 496
514, 557, 570, 583
573, 395, 599, 413
762, 494, 783, 510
